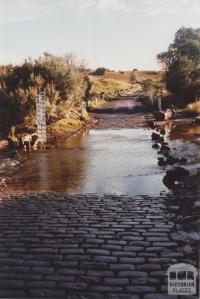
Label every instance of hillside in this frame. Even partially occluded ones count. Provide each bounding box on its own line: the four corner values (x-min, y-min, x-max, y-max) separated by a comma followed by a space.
91, 70, 163, 83
89, 76, 136, 95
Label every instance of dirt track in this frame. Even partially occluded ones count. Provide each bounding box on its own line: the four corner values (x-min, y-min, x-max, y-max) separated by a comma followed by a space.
92, 92, 154, 130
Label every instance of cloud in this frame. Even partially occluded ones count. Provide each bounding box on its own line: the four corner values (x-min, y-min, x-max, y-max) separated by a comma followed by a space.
0, 0, 56, 23
77, 0, 200, 15
0, 0, 199, 24
78, 0, 130, 12
142, 0, 200, 16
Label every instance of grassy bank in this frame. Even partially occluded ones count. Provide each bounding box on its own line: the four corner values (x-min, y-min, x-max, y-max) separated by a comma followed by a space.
87, 76, 141, 110
187, 101, 200, 116
98, 70, 163, 83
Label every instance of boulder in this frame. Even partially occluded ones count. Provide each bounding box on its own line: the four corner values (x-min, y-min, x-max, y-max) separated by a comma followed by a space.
163, 167, 190, 189
151, 132, 160, 141
155, 112, 165, 121
148, 121, 156, 129
160, 144, 171, 151
152, 143, 159, 149
165, 156, 179, 165
158, 157, 166, 166
158, 150, 170, 156
160, 129, 166, 135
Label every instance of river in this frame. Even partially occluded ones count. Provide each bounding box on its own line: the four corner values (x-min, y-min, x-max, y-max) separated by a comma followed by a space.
5, 95, 200, 196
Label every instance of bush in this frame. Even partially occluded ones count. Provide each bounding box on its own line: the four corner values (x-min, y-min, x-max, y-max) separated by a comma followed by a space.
0, 53, 89, 135
93, 68, 107, 76
187, 101, 200, 115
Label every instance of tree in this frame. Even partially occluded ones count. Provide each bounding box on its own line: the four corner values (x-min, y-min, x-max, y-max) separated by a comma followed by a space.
93, 68, 107, 76
157, 27, 200, 101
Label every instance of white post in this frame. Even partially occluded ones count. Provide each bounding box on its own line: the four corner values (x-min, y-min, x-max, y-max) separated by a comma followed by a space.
36, 92, 47, 143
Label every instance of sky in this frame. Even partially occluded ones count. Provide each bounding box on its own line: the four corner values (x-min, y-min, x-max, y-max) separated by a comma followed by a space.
0, 0, 199, 70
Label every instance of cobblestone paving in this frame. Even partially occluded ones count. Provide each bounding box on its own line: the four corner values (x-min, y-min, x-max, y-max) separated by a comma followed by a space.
0, 193, 198, 299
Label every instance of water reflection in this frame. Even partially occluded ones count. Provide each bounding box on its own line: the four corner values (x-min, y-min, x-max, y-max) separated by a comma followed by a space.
167, 122, 200, 141
6, 124, 200, 196
8, 129, 168, 196
165, 123, 200, 165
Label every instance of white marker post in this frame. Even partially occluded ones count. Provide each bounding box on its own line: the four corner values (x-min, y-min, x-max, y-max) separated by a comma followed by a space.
36, 92, 47, 143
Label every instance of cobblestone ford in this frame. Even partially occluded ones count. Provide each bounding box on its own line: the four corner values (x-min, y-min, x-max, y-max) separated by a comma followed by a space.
0, 193, 198, 298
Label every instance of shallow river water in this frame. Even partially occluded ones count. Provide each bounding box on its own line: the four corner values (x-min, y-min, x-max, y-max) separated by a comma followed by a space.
7, 122, 200, 196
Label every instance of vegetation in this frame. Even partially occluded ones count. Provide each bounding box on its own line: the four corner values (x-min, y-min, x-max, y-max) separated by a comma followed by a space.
187, 101, 200, 116
87, 77, 140, 111
157, 27, 200, 102
100, 70, 162, 83
49, 118, 81, 135
93, 67, 107, 76
0, 53, 89, 136
89, 77, 135, 95
141, 79, 165, 108
130, 70, 137, 83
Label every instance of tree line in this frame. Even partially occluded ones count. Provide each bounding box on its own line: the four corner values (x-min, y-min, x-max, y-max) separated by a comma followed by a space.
158, 26, 200, 102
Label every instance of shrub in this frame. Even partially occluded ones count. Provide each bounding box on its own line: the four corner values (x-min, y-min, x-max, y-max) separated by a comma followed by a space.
187, 101, 200, 115
0, 53, 89, 135
93, 68, 107, 76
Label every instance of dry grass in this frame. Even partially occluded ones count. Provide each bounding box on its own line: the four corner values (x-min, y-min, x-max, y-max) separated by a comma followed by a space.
89, 77, 138, 94
187, 101, 200, 115
92, 71, 163, 83
49, 118, 81, 134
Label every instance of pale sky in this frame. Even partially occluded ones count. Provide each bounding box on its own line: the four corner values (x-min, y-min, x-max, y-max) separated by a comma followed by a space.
0, 0, 199, 70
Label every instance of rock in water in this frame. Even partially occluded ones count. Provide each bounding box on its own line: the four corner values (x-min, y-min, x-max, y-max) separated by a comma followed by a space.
160, 144, 171, 151
163, 166, 190, 189
155, 112, 165, 121
152, 143, 159, 149
151, 132, 160, 141
165, 156, 179, 166
160, 129, 166, 135
147, 121, 156, 129
158, 157, 166, 166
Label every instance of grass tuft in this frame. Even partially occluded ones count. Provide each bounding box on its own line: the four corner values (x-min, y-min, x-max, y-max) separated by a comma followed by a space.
49, 118, 81, 133
187, 101, 200, 116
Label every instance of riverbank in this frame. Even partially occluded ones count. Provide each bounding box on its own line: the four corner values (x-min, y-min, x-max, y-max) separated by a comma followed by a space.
0, 116, 96, 191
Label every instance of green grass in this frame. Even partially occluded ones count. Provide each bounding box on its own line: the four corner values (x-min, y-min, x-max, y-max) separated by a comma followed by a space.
49, 118, 81, 134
